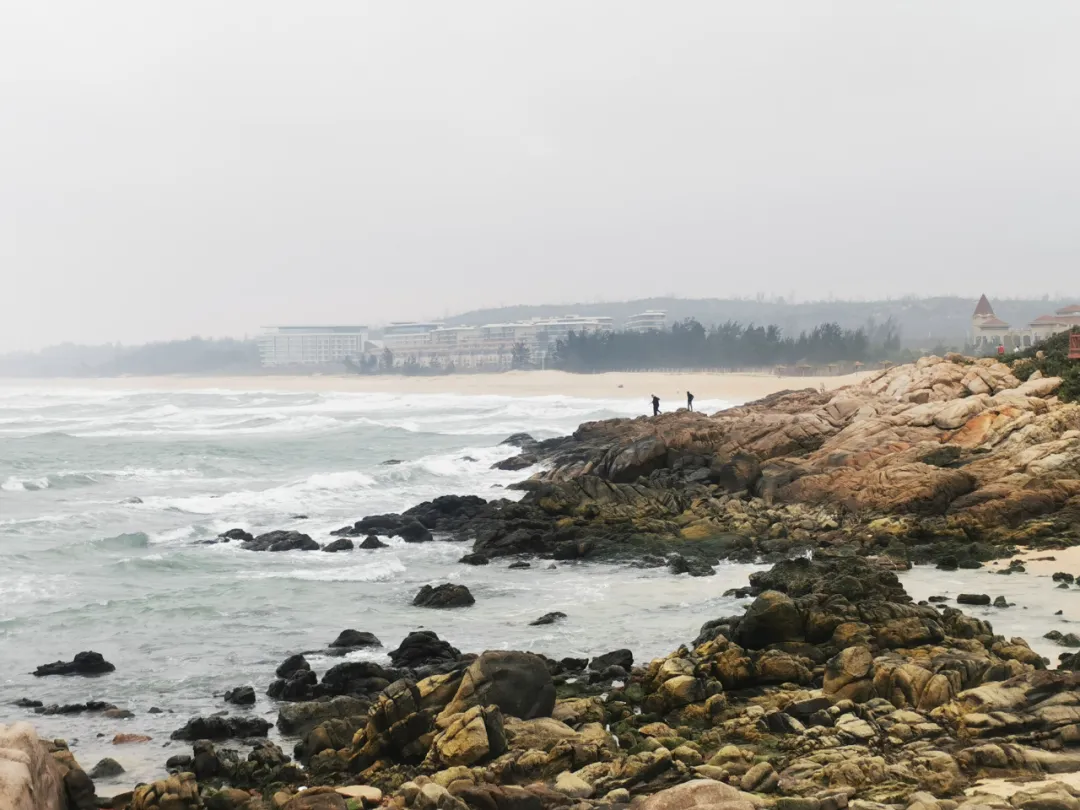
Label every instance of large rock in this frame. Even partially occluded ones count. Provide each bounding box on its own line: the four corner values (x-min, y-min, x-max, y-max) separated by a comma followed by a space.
0, 723, 68, 810
277, 696, 370, 736
241, 530, 319, 552
388, 631, 461, 669
734, 591, 804, 649
439, 651, 556, 720
33, 651, 115, 677
170, 715, 272, 741
413, 583, 475, 608
330, 629, 381, 649
637, 778, 762, 810
426, 705, 507, 767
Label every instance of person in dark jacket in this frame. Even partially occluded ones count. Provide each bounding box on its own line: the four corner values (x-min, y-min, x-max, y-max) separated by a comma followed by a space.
687, 391, 694, 412
651, 395, 660, 416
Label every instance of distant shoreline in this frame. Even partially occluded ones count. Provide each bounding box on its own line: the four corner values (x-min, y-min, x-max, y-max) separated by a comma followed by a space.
0, 369, 864, 402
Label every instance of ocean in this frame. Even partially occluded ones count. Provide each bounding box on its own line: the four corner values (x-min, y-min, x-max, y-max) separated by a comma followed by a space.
0, 383, 1073, 785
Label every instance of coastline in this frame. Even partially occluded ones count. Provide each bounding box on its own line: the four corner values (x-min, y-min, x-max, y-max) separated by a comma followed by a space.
0, 369, 863, 402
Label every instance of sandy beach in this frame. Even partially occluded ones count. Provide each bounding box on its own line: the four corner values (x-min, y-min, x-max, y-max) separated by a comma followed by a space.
0, 370, 865, 403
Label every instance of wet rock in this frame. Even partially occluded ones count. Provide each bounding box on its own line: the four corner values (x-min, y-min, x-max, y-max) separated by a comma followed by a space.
734, 591, 803, 648
330, 629, 381, 649
439, 650, 556, 720
12, 698, 42, 709
668, 554, 716, 577
241, 530, 319, 552
169, 715, 272, 741
88, 757, 124, 779
500, 432, 539, 451
1045, 630, 1080, 648
219, 528, 254, 543
388, 631, 461, 670
530, 611, 566, 626
223, 686, 256, 706
492, 454, 538, 471
413, 583, 475, 608
33, 651, 115, 677
508, 561, 531, 570
131, 773, 202, 810
277, 695, 370, 736
35, 701, 116, 715
276, 654, 310, 679
426, 705, 507, 767
1053, 572, 1075, 584
590, 649, 633, 671
319, 660, 393, 697
359, 535, 387, 549
994, 595, 1013, 608
322, 537, 353, 552
112, 733, 152, 744
458, 553, 489, 565
957, 593, 991, 605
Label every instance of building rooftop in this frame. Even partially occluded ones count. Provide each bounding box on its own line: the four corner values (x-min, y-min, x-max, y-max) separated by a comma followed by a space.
973, 294, 996, 317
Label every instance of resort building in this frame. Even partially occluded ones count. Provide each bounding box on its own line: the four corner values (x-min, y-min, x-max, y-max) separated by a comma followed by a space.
258, 325, 369, 367
971, 295, 1080, 351
623, 310, 667, 332
375, 316, 613, 369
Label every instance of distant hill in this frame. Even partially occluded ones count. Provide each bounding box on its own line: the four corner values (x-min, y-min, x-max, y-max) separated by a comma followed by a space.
446, 296, 1077, 348
0, 337, 261, 377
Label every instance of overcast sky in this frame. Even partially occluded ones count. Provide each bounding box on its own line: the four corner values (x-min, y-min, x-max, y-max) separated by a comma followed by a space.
3, 2, 1079, 350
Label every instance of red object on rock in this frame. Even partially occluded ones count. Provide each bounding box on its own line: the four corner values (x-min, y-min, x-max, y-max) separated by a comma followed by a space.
1069, 332, 1080, 360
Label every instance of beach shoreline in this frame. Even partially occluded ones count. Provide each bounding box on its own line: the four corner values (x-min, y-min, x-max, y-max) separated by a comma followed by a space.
0, 369, 865, 403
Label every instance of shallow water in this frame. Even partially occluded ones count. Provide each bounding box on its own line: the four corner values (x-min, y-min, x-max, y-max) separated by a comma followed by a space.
0, 383, 1074, 787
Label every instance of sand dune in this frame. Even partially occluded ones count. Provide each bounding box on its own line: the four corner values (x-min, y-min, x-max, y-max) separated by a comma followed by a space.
2, 370, 865, 404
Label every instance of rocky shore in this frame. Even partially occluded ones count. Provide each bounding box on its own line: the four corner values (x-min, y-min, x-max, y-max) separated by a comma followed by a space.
9, 353, 1080, 810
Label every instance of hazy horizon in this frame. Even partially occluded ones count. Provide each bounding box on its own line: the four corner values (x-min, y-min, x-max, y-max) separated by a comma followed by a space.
5, 2, 1080, 351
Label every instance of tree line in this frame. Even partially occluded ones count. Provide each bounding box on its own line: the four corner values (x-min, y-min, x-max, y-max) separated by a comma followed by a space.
547, 318, 903, 373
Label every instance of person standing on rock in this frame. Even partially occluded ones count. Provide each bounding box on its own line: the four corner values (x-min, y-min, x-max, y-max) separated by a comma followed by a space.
687, 391, 694, 412
651, 395, 660, 416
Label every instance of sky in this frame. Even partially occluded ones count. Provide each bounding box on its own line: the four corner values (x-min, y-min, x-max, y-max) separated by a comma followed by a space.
3, 2, 1080, 350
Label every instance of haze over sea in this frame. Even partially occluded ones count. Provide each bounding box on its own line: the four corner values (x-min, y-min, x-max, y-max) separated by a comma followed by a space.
0, 382, 1072, 785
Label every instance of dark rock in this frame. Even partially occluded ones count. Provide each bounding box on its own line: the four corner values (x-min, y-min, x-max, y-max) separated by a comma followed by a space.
276, 654, 310, 679
734, 591, 804, 649
165, 754, 192, 770
668, 554, 715, 577
993, 595, 1012, 608
88, 758, 125, 779
170, 715, 272, 741
267, 669, 318, 702
928, 595, 950, 603
387, 631, 461, 669
64, 768, 96, 810
219, 528, 254, 543
529, 612, 567, 626
33, 651, 115, 677
396, 520, 434, 543
957, 593, 991, 605
1045, 630, 1080, 648
508, 561, 531, 570
500, 432, 539, 451
277, 695, 370, 736
37, 701, 117, 715
322, 537, 354, 553
448, 650, 556, 720
459, 553, 489, 566
330, 629, 381, 649
320, 660, 394, 697
492, 454, 538, 471
13, 698, 43, 708
241, 530, 319, 552
359, 535, 387, 549
224, 686, 256, 706
412, 583, 475, 608
590, 649, 633, 672
709, 451, 762, 494
1054, 572, 1076, 584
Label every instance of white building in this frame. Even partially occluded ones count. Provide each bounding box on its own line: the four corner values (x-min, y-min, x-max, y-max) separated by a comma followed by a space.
375, 316, 612, 369
624, 310, 667, 332
971, 294, 1080, 351
258, 325, 369, 367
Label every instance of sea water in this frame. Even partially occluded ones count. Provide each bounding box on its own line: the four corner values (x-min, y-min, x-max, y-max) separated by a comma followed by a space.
0, 384, 1075, 784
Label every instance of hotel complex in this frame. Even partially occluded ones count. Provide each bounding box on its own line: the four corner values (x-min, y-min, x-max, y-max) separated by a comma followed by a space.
257, 325, 369, 367
257, 311, 666, 369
